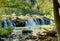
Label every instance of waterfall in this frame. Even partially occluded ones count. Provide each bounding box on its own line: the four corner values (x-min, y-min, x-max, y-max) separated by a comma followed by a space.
2, 19, 16, 27
33, 18, 45, 25
25, 18, 46, 27
3, 19, 7, 27
2, 18, 52, 27
50, 19, 54, 24
25, 18, 36, 27
7, 19, 16, 27
7, 19, 13, 26
33, 18, 40, 25
50, 20, 53, 24
41, 19, 45, 25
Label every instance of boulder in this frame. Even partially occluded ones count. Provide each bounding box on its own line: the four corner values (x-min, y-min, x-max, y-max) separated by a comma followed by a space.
43, 17, 50, 25
13, 17, 25, 27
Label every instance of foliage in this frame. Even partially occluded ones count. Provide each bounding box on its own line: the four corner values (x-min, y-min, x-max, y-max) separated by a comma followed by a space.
0, 28, 9, 36
0, 0, 30, 15
58, 0, 60, 3
36, 24, 56, 30
0, 0, 54, 17
5, 26, 14, 33
0, 27, 13, 37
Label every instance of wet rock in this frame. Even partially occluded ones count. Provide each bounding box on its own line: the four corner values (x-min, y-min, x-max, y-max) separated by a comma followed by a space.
22, 30, 32, 35
43, 17, 50, 25
13, 17, 25, 27
37, 32, 47, 39
46, 30, 57, 37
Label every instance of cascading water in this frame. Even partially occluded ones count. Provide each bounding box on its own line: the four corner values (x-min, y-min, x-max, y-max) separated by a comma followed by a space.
7, 19, 13, 26
25, 18, 36, 27
25, 18, 46, 27
41, 19, 45, 25
50, 19, 54, 24
2, 18, 52, 27
33, 18, 45, 25
33, 18, 40, 25
2, 19, 7, 27
2, 19, 16, 27
7, 19, 16, 27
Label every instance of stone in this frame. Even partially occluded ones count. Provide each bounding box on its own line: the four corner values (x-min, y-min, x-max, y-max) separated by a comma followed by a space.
13, 17, 25, 27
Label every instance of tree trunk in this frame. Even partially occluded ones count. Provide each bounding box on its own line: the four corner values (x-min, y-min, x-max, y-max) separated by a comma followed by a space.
53, 0, 60, 41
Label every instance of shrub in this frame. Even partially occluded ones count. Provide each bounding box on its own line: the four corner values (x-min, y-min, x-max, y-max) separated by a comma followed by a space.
0, 27, 14, 37
0, 28, 9, 37
5, 26, 14, 33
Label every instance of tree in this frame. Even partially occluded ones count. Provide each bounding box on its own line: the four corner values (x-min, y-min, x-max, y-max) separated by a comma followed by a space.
0, 0, 53, 16
53, 0, 60, 41
0, 0, 30, 15
32, 0, 53, 16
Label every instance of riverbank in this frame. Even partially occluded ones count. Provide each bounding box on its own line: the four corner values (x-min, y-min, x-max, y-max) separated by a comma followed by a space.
0, 26, 57, 41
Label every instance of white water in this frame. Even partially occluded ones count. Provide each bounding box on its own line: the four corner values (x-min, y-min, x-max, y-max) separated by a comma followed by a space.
41, 19, 45, 25
2, 18, 54, 27
2, 19, 15, 27
50, 19, 54, 24
25, 18, 46, 27
3, 19, 7, 27
7, 19, 13, 26
25, 18, 36, 27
